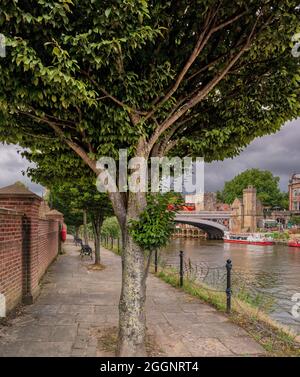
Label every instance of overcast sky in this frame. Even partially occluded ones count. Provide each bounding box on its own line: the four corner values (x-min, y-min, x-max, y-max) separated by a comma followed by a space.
0, 118, 299, 196
205, 118, 300, 193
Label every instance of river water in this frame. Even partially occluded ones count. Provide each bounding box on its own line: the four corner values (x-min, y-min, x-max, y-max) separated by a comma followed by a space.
161, 238, 300, 335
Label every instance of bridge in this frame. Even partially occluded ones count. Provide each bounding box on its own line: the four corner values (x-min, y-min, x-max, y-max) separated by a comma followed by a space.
175, 211, 231, 239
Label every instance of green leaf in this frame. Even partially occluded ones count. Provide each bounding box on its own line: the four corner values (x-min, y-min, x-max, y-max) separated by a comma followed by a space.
105, 8, 111, 18
53, 47, 60, 56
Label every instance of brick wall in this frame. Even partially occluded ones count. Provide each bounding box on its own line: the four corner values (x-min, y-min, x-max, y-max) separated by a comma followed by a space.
38, 219, 59, 280
0, 186, 63, 313
0, 208, 23, 311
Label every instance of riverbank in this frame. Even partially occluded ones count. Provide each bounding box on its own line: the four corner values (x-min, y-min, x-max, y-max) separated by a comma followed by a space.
162, 238, 300, 334
104, 240, 300, 356
156, 267, 300, 356
0, 240, 265, 357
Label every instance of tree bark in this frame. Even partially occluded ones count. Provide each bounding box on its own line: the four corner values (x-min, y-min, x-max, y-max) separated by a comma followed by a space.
117, 226, 147, 356
91, 214, 103, 265
83, 209, 89, 245
94, 233, 101, 264
117, 192, 147, 356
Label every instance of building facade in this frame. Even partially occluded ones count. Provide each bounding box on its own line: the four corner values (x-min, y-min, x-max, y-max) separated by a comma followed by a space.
184, 192, 217, 211
289, 174, 300, 212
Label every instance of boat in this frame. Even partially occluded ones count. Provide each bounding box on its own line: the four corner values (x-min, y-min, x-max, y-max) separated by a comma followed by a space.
288, 239, 300, 248
223, 231, 274, 246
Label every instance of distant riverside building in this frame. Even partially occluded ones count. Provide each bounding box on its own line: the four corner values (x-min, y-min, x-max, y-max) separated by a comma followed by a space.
173, 223, 206, 238
289, 174, 300, 212
184, 192, 217, 211
230, 186, 263, 233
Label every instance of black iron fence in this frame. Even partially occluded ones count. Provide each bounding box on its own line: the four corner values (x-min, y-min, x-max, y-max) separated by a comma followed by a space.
157, 250, 233, 313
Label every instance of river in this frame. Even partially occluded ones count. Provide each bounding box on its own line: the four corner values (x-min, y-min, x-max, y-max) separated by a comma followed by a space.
161, 238, 300, 335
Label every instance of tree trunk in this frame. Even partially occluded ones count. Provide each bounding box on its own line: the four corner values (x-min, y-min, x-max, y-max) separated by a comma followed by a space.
91, 213, 103, 265
117, 192, 147, 357
117, 227, 147, 356
94, 233, 101, 264
83, 209, 89, 245
75, 226, 79, 238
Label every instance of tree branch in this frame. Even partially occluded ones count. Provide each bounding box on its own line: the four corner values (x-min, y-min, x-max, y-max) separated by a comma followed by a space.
147, 16, 260, 153
20, 111, 98, 173
81, 70, 147, 116
144, 9, 248, 121
20, 109, 127, 226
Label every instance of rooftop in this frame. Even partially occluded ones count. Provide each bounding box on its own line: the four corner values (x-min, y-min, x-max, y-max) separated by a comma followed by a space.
0, 182, 42, 200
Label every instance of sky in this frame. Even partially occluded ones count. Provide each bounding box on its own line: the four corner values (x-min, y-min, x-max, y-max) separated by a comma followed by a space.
0, 118, 299, 196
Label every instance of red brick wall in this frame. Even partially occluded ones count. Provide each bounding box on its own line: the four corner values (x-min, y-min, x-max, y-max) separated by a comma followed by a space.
0, 208, 23, 311
0, 194, 62, 313
38, 219, 59, 280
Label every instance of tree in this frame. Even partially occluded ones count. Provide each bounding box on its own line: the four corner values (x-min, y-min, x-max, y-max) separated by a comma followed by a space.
101, 217, 121, 240
1, 1, 300, 355
280, 192, 289, 210
50, 181, 113, 264
46, 188, 83, 237
24, 151, 113, 264
219, 168, 288, 208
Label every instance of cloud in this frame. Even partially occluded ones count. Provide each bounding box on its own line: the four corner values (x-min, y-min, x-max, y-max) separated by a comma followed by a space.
205, 119, 300, 192
0, 118, 300, 196
0, 143, 44, 196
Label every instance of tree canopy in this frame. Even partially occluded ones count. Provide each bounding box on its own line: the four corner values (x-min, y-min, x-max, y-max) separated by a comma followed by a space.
47, 180, 113, 264
25, 149, 113, 263
0, 0, 300, 166
46, 187, 83, 232
1, 0, 300, 356
218, 168, 288, 208
101, 216, 121, 240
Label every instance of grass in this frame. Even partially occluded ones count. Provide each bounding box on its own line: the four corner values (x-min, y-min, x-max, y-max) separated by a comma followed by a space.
231, 311, 300, 356
101, 242, 121, 255
156, 267, 227, 311
235, 286, 274, 311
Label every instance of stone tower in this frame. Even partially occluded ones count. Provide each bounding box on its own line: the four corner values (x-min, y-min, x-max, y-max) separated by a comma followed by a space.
242, 186, 257, 232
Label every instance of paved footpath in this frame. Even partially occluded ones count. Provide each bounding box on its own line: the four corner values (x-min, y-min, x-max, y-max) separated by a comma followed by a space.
0, 240, 265, 357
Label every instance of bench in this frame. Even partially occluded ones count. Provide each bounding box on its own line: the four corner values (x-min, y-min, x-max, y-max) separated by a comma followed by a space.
74, 236, 83, 246
80, 244, 93, 260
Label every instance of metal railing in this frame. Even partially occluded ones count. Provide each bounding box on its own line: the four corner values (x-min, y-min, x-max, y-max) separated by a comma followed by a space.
156, 250, 232, 313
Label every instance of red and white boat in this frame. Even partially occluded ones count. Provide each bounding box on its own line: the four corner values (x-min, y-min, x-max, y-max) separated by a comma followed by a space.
288, 239, 300, 248
223, 231, 274, 246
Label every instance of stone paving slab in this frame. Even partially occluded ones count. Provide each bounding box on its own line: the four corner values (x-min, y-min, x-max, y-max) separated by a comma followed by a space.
0, 240, 265, 357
